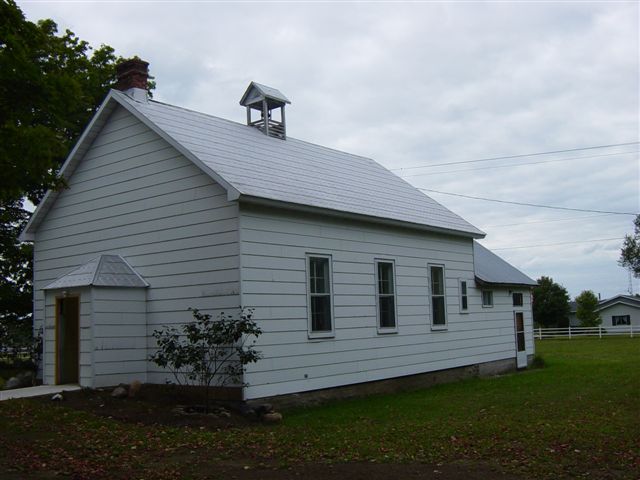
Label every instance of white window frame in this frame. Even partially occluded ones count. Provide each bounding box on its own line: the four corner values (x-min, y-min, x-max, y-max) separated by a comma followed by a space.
512, 292, 524, 307
375, 259, 398, 334
459, 279, 469, 314
306, 253, 335, 339
482, 289, 494, 308
429, 264, 447, 330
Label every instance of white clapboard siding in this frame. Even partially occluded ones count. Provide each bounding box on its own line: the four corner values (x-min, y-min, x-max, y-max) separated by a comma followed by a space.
239, 205, 524, 399
92, 288, 147, 387
32, 105, 241, 386
599, 302, 640, 327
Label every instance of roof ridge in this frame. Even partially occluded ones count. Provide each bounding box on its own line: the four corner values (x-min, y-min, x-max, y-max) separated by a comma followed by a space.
118, 254, 150, 287
92, 254, 106, 286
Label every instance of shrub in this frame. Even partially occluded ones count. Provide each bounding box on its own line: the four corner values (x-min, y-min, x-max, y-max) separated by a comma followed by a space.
150, 308, 261, 411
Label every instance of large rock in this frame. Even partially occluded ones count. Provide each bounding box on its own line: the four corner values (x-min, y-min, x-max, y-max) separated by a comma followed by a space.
111, 385, 128, 398
262, 412, 283, 424
3, 371, 34, 390
254, 403, 273, 416
239, 403, 257, 419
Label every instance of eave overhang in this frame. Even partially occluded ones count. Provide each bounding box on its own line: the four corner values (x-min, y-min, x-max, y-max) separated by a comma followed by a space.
239, 194, 486, 239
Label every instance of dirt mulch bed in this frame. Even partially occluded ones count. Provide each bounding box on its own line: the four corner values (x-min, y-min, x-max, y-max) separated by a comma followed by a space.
35, 384, 256, 429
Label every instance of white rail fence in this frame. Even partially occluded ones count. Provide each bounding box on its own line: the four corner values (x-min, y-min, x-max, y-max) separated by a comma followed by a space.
536, 325, 635, 339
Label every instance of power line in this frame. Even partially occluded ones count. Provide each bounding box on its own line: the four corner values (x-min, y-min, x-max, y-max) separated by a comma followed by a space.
481, 213, 620, 228
391, 141, 640, 171
420, 188, 639, 215
490, 237, 623, 251
399, 150, 638, 178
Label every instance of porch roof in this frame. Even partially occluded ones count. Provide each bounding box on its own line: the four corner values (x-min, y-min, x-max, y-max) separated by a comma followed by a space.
43, 255, 148, 290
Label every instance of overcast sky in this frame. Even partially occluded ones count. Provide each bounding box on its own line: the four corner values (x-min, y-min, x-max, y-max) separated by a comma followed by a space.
20, 1, 640, 299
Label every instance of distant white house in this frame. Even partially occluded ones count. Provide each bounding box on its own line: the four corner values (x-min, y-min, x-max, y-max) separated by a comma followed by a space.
597, 295, 640, 327
569, 295, 640, 327
20, 59, 537, 400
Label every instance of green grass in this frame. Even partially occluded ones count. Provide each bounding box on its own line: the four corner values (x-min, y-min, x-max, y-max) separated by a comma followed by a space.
0, 337, 638, 479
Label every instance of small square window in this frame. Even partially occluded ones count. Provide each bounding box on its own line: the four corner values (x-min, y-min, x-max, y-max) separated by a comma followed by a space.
482, 290, 494, 307
513, 292, 523, 307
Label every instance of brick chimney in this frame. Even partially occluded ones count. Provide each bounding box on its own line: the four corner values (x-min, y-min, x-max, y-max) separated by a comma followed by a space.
115, 57, 149, 101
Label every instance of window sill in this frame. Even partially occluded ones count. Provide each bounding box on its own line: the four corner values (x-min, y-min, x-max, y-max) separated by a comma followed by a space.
431, 325, 448, 331
377, 328, 398, 335
308, 331, 335, 340
460, 310, 469, 314
482, 305, 494, 308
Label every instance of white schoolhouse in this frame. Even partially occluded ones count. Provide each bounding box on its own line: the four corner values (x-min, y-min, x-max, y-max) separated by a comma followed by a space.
21, 59, 536, 400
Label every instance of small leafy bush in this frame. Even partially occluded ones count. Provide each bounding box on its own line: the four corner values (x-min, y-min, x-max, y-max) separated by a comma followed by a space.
150, 308, 261, 410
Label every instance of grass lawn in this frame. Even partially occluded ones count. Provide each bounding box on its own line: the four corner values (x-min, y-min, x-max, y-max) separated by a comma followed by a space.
0, 337, 638, 479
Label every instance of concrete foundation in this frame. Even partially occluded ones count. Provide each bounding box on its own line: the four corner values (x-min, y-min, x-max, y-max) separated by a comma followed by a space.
250, 356, 518, 409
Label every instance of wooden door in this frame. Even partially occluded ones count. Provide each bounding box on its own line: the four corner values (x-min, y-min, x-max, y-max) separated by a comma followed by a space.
56, 297, 80, 384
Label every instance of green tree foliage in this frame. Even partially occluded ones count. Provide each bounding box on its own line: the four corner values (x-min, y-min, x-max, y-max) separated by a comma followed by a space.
150, 308, 262, 411
0, 1, 151, 352
532, 276, 571, 328
575, 290, 601, 327
1, 0, 122, 204
619, 214, 640, 278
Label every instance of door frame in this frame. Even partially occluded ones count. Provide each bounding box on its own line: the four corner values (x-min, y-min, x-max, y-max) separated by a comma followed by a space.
54, 295, 80, 385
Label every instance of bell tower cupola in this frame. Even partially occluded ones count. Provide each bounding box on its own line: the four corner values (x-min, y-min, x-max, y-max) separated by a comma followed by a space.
240, 82, 290, 140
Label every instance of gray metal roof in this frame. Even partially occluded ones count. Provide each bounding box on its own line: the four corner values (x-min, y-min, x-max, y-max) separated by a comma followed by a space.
239, 81, 291, 106
21, 89, 485, 240
43, 255, 148, 290
598, 294, 640, 310
115, 91, 484, 237
473, 242, 536, 287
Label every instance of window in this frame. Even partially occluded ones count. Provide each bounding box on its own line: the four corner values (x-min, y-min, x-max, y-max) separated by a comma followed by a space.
512, 292, 523, 307
307, 255, 333, 337
375, 260, 397, 331
482, 290, 494, 307
612, 315, 630, 326
430, 265, 446, 327
459, 280, 468, 313
514, 312, 525, 352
